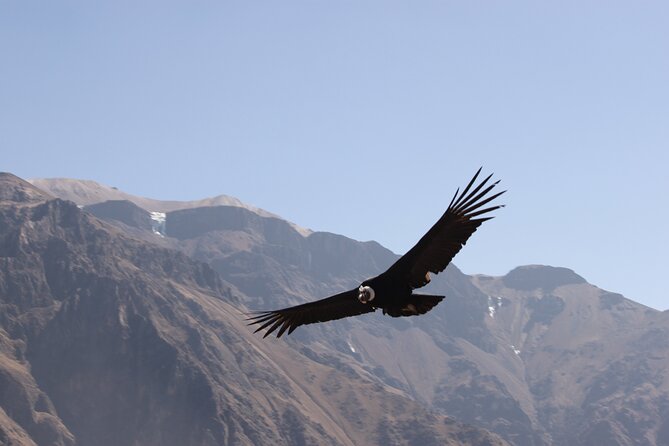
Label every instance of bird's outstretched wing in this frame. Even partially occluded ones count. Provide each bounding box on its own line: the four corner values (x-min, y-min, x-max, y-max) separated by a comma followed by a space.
384, 168, 505, 289
247, 288, 375, 338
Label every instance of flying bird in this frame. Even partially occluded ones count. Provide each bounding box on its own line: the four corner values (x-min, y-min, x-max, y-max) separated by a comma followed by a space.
248, 168, 505, 338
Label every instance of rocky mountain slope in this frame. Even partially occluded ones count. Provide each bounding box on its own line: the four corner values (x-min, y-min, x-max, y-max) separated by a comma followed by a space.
6, 173, 669, 445
47, 176, 669, 446
0, 172, 506, 446
473, 268, 669, 445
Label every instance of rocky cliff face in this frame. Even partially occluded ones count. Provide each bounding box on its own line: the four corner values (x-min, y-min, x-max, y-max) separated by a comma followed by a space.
11, 174, 669, 445
84, 200, 154, 232
69, 183, 669, 446
0, 174, 506, 445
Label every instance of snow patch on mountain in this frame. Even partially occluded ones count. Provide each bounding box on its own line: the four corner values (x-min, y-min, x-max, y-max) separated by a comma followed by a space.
150, 212, 166, 237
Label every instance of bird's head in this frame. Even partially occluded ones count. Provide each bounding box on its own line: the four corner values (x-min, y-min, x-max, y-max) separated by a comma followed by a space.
358, 285, 375, 304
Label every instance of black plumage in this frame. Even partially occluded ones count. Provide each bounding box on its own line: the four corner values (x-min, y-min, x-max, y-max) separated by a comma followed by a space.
248, 168, 505, 338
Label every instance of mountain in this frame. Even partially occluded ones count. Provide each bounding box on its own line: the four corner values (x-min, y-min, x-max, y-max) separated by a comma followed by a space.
44, 177, 669, 446
473, 267, 669, 445
0, 172, 506, 446
29, 177, 311, 236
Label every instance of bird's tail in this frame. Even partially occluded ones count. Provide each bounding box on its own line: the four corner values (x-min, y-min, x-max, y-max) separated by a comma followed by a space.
408, 294, 444, 315
385, 294, 445, 317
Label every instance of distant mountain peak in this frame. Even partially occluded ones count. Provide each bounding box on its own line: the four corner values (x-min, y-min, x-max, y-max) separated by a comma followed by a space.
29, 177, 312, 236
0, 172, 53, 204
502, 264, 587, 291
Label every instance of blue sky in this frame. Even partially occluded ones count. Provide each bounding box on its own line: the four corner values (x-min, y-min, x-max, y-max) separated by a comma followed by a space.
2, 1, 668, 309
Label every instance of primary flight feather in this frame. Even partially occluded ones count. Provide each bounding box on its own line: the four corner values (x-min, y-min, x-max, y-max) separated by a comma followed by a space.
248, 168, 505, 338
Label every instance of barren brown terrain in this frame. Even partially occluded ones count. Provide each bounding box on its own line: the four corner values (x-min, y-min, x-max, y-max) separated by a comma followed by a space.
1, 173, 505, 445
2, 173, 667, 445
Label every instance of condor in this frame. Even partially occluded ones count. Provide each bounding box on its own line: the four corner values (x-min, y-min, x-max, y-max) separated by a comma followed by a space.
248, 168, 505, 338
